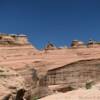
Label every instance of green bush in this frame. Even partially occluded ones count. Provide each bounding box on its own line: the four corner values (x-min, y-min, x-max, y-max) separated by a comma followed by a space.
85, 82, 93, 89
32, 96, 39, 100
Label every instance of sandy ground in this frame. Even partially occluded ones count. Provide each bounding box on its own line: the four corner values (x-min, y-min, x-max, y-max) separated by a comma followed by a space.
39, 84, 100, 100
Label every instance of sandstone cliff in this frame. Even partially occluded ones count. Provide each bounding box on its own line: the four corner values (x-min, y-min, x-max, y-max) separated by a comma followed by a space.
0, 34, 100, 99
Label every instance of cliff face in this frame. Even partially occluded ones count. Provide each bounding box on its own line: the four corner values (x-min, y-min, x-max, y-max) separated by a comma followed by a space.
0, 33, 42, 99
0, 45, 38, 69
33, 47, 100, 71
33, 47, 100, 94
45, 59, 100, 88
0, 44, 39, 100
0, 43, 51, 99
0, 35, 100, 99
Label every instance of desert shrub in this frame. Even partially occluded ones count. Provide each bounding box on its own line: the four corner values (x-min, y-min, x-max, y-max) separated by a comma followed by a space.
85, 81, 93, 89
32, 96, 39, 100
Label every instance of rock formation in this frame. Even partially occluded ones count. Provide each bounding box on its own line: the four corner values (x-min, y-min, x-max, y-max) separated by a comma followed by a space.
44, 42, 56, 50
0, 34, 100, 99
0, 34, 51, 100
71, 40, 86, 48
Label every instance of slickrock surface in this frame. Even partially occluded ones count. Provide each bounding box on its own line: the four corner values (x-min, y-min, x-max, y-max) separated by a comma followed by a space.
39, 84, 100, 100
33, 47, 100, 71
39, 89, 100, 100
0, 45, 38, 69
1, 44, 100, 71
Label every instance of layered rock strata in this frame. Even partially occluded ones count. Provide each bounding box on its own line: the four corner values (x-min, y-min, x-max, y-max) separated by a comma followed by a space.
0, 34, 100, 99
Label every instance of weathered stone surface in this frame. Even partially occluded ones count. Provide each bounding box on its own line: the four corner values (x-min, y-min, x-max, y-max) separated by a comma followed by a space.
0, 34, 100, 99
0, 66, 25, 100
45, 59, 100, 89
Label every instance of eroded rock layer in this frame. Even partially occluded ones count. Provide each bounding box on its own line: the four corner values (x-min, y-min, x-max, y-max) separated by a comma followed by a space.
0, 34, 100, 99
45, 59, 100, 88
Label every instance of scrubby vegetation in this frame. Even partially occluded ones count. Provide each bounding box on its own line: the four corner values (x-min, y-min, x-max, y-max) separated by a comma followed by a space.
85, 81, 93, 89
